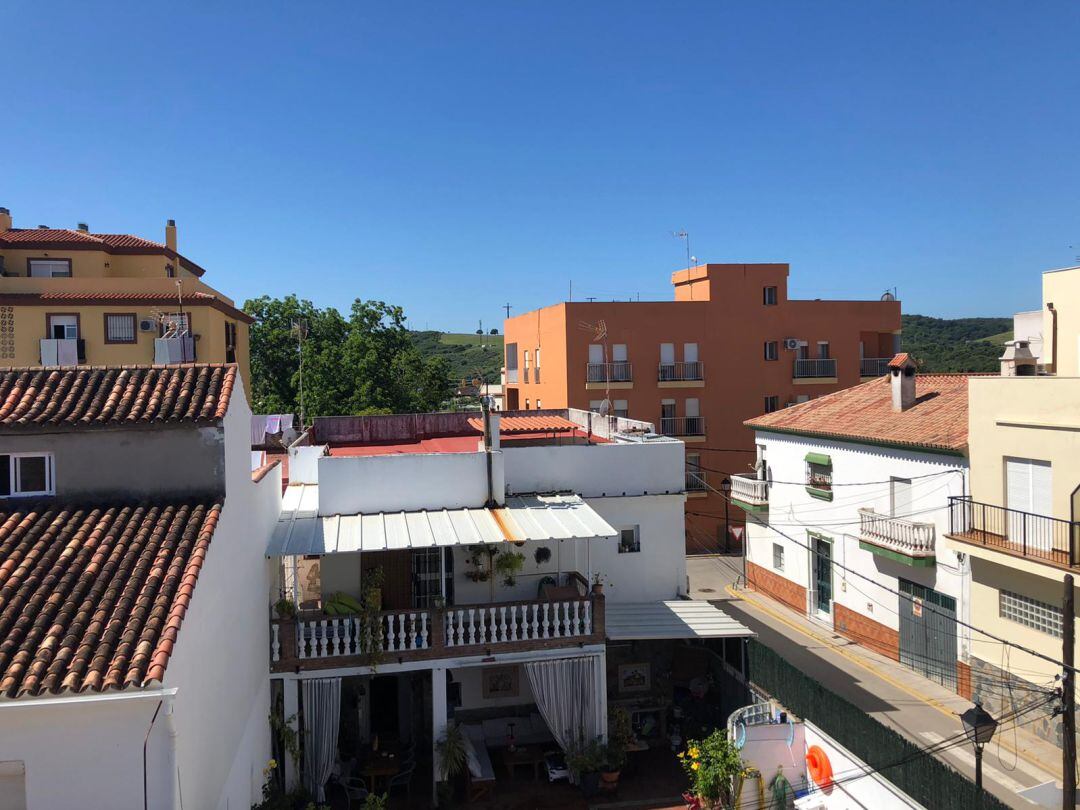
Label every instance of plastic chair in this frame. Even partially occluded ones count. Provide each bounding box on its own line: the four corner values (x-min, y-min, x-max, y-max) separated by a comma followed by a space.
342, 776, 369, 808
387, 760, 416, 797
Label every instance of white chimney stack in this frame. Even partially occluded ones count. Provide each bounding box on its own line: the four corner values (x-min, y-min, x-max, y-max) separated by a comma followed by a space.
889, 353, 917, 412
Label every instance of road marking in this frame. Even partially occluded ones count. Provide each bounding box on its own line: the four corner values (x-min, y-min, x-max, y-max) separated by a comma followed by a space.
919, 732, 1033, 795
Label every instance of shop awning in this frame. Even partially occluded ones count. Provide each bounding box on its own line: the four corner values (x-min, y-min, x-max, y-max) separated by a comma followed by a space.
605, 600, 754, 640
266, 486, 617, 556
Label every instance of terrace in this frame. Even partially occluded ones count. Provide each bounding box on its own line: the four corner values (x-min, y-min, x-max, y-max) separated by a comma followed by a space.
946, 495, 1080, 569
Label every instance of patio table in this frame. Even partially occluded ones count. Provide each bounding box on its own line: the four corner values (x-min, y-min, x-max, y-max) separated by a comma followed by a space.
502, 745, 545, 780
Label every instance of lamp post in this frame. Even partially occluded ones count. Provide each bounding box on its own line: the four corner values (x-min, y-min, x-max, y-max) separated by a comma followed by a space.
719, 477, 732, 555
961, 701, 998, 791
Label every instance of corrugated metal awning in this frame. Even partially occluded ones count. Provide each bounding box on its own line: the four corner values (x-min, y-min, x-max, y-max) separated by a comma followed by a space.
605, 600, 754, 640
267, 487, 617, 556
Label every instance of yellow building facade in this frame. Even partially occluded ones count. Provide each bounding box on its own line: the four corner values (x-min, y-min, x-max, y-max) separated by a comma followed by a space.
0, 207, 252, 392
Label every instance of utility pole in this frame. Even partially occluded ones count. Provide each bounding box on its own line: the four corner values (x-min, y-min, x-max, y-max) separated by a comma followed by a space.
1064, 573, 1076, 810
502, 303, 512, 320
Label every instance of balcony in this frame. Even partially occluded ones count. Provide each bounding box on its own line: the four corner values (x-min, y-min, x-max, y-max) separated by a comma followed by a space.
858, 508, 936, 566
860, 357, 891, 377
39, 338, 85, 366
154, 336, 195, 364
947, 496, 1080, 568
730, 473, 768, 512
659, 361, 704, 385
686, 470, 707, 495
270, 594, 604, 672
586, 362, 633, 387
660, 416, 705, 438
793, 358, 837, 381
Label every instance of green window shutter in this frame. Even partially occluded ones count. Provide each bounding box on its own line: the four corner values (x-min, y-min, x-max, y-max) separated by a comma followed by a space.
804, 452, 831, 466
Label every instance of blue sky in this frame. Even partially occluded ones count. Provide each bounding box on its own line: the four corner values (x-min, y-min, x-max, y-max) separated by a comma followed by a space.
5, 2, 1079, 329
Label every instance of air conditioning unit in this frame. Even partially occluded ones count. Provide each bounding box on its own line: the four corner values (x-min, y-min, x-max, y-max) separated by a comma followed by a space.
139, 318, 157, 333
785, 401, 798, 408
783, 338, 799, 350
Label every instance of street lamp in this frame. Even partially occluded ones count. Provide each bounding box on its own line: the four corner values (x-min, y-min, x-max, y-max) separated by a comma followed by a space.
719, 477, 732, 554
960, 702, 998, 790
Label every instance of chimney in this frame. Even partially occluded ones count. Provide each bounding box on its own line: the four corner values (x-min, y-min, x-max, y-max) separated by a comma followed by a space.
76, 222, 89, 232
1000, 340, 1037, 377
888, 353, 917, 412
165, 219, 177, 252
0, 207, 10, 232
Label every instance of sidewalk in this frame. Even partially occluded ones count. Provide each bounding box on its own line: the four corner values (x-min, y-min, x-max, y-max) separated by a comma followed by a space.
688, 555, 1064, 809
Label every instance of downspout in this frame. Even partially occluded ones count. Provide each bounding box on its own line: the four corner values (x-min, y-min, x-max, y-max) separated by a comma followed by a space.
143, 700, 163, 810
1048, 302, 1058, 374
144, 695, 178, 810
482, 396, 496, 508
1071, 482, 1080, 568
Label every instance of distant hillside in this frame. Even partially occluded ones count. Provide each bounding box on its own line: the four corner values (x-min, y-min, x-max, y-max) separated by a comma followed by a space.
410, 331, 504, 384
901, 315, 1013, 372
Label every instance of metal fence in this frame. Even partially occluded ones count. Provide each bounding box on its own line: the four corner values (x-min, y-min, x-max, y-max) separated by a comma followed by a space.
748, 640, 1009, 810
793, 358, 837, 378
948, 495, 1080, 566
860, 357, 891, 376
586, 362, 633, 383
659, 360, 704, 381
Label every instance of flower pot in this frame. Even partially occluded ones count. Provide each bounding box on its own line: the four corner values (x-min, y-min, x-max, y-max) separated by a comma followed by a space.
600, 769, 620, 791
591, 584, 603, 596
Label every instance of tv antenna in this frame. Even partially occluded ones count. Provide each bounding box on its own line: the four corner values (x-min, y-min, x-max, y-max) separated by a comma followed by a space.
577, 318, 611, 417
673, 230, 691, 271
292, 319, 309, 429
502, 302, 512, 319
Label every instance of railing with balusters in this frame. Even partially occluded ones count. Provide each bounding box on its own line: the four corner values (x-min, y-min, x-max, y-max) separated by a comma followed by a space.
271, 595, 604, 670
857, 508, 936, 556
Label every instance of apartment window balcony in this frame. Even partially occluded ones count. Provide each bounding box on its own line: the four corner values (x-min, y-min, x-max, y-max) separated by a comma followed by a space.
793, 358, 837, 380
586, 362, 633, 385
154, 336, 196, 364
858, 508, 936, 566
658, 361, 704, 384
39, 338, 85, 366
860, 357, 892, 377
660, 416, 705, 437
686, 470, 707, 493
730, 473, 768, 511
270, 593, 604, 671
947, 496, 1080, 568
523, 368, 530, 383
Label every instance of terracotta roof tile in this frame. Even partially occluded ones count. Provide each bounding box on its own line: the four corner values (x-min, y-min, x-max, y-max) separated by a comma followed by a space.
0, 365, 237, 431
0, 498, 222, 698
0, 291, 253, 323
888, 352, 912, 368
745, 374, 972, 452
466, 415, 579, 434
0, 228, 206, 276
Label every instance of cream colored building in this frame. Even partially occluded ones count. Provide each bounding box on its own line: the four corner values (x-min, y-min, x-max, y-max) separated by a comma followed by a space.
0, 206, 253, 391
945, 265, 1080, 749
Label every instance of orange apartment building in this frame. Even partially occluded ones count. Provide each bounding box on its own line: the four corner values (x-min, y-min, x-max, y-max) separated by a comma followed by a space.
502, 263, 901, 553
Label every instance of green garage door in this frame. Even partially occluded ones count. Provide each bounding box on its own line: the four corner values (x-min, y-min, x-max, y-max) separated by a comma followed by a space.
898, 579, 957, 691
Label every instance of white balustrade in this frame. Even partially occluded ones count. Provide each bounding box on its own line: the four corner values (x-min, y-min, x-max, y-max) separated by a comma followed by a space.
730, 474, 768, 507
443, 599, 594, 648
294, 609, 432, 660
271, 623, 280, 662
858, 508, 936, 556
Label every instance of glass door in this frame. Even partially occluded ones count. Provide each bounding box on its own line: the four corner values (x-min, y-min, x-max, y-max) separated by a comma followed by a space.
811, 536, 833, 619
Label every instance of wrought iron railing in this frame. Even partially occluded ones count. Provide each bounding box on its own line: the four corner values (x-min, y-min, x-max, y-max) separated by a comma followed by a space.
660, 416, 705, 436
947, 495, 1080, 566
587, 361, 633, 383
794, 358, 837, 378
686, 470, 708, 492
860, 357, 891, 377
659, 361, 704, 381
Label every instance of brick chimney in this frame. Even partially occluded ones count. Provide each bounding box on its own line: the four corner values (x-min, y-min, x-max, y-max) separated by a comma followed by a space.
0, 207, 11, 233
888, 353, 917, 412
165, 219, 177, 252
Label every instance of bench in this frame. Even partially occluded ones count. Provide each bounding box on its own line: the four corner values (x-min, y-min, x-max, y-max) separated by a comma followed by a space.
462, 724, 495, 802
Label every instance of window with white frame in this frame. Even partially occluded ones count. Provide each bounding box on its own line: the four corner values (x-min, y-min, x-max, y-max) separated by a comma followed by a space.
104, 313, 137, 344
764, 395, 779, 413
29, 259, 71, 278
618, 526, 640, 554
1000, 589, 1062, 637
764, 341, 779, 361
772, 542, 784, 570
0, 453, 55, 497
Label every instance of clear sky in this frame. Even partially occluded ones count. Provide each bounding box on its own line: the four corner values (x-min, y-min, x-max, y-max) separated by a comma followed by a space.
5, 2, 1079, 330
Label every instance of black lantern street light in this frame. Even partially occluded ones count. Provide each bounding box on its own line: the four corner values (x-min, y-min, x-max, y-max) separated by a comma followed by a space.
719, 477, 732, 554
960, 702, 998, 790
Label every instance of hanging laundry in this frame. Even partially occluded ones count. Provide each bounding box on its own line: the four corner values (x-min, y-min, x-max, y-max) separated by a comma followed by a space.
251, 414, 269, 445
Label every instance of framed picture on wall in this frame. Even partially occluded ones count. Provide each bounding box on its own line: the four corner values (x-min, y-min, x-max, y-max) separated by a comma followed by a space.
482, 665, 520, 699
617, 662, 651, 693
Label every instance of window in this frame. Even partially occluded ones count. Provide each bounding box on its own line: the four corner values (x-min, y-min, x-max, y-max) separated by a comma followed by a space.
795, 394, 809, 404
618, 526, 640, 554
104, 313, 137, 344
805, 453, 832, 500
505, 342, 519, 383
524, 399, 530, 410
764, 395, 779, 413
1000, 589, 1062, 637
818, 341, 830, 360
764, 341, 779, 361
523, 350, 530, 383
411, 548, 453, 609
763, 286, 778, 306
224, 321, 238, 364
534, 347, 541, 382
613, 399, 628, 418
0, 453, 55, 497
29, 258, 71, 277
589, 400, 603, 411
772, 542, 785, 570
47, 314, 79, 340
536, 399, 542, 409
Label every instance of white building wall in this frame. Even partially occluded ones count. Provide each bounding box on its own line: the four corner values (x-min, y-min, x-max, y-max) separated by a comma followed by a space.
502, 440, 684, 498
745, 431, 968, 636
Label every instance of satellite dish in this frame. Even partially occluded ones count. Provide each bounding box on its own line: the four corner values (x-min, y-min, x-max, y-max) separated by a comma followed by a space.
881, 290, 896, 302
599, 399, 611, 417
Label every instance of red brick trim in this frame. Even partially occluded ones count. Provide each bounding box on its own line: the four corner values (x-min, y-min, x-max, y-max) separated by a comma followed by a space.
957, 660, 972, 700
834, 603, 899, 661
747, 560, 806, 615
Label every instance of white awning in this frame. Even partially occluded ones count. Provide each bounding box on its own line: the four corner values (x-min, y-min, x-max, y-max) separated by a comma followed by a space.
605, 600, 754, 640
267, 486, 618, 556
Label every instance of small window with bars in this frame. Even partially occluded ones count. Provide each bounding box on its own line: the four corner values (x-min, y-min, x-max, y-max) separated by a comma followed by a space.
618, 526, 641, 554
104, 313, 137, 344
1000, 589, 1062, 637
772, 542, 784, 570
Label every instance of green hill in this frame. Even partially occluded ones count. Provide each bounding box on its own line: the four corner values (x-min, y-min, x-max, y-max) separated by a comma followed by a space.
410, 331, 504, 384
900, 314, 1013, 372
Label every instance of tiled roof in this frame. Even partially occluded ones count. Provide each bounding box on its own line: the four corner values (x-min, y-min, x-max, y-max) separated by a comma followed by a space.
0, 498, 222, 698
745, 374, 972, 452
0, 365, 237, 430
467, 415, 579, 434
0, 291, 253, 322
888, 353, 912, 368
0, 228, 206, 276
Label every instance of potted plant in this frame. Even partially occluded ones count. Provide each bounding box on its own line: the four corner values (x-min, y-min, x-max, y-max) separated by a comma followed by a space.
274, 598, 297, 619
590, 572, 608, 595
534, 546, 552, 565
435, 722, 469, 805
601, 707, 632, 789
567, 737, 605, 797
678, 729, 744, 810
494, 550, 525, 587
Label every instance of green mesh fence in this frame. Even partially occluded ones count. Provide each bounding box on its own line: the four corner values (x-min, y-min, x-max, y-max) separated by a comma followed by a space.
748, 639, 1011, 810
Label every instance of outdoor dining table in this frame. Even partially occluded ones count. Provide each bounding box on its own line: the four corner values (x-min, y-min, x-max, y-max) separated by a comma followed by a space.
359, 748, 401, 792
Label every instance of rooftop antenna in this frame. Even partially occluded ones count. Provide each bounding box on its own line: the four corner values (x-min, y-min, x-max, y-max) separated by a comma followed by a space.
502, 302, 512, 319
673, 230, 691, 271
577, 318, 611, 417
292, 319, 308, 429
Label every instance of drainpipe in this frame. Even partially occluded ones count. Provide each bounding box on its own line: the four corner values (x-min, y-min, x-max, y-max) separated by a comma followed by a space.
482, 395, 496, 508
1071, 482, 1080, 567
1047, 302, 1058, 374
143, 694, 178, 810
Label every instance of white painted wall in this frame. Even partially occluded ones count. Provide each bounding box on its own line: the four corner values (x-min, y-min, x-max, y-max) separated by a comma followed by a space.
289, 442, 328, 484
745, 431, 968, 637
317, 452, 505, 514
502, 440, 684, 498
452, 664, 536, 710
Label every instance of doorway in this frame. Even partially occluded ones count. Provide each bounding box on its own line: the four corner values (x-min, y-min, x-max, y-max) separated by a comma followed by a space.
369, 676, 400, 742
898, 579, 958, 690
809, 535, 833, 621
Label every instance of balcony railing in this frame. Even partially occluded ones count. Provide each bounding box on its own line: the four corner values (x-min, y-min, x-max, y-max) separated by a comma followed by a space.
860, 357, 891, 377
506, 368, 518, 384
587, 362, 633, 383
154, 336, 195, 364
271, 595, 604, 671
659, 361, 704, 382
686, 470, 707, 492
730, 474, 768, 507
858, 508, 936, 558
794, 358, 837, 379
947, 496, 1080, 567
660, 416, 705, 437
39, 338, 85, 366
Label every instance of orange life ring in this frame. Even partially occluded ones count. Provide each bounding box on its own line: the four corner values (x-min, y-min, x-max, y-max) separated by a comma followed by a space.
806, 745, 833, 789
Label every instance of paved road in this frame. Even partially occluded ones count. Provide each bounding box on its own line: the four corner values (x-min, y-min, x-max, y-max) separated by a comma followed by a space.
687, 555, 1061, 809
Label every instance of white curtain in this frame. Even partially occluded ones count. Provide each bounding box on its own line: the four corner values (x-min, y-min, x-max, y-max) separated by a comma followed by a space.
524, 656, 601, 751
302, 677, 342, 802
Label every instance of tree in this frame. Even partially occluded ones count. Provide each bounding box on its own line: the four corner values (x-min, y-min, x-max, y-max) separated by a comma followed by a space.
489, 328, 499, 335
243, 296, 452, 418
